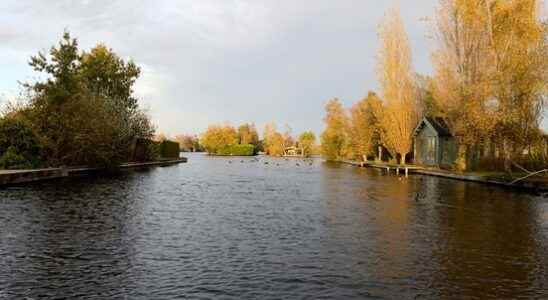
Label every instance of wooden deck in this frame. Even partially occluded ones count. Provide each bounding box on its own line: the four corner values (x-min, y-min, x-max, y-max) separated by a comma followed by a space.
340, 159, 548, 191
341, 160, 423, 177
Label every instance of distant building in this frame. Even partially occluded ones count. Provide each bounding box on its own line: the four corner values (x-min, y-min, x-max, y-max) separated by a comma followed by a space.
284, 146, 304, 157
413, 117, 456, 167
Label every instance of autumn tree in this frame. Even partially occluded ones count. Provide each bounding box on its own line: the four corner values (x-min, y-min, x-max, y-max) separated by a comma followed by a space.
321, 98, 349, 161
348, 91, 382, 161
175, 134, 201, 152
269, 132, 286, 156
416, 74, 442, 118
298, 131, 316, 157
432, 0, 547, 171
237, 123, 259, 147
200, 124, 237, 155
432, 0, 500, 170
376, 8, 420, 164
486, 0, 548, 171
283, 124, 295, 148
263, 122, 285, 156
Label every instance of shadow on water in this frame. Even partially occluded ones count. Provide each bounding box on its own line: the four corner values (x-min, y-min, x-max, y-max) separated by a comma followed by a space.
1, 153, 547, 299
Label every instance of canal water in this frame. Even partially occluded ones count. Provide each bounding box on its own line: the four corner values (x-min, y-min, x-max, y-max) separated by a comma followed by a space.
1, 153, 547, 299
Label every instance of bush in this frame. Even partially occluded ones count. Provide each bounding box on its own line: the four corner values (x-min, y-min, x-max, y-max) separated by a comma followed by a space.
159, 140, 180, 159
0, 147, 34, 169
216, 144, 256, 156
0, 117, 42, 169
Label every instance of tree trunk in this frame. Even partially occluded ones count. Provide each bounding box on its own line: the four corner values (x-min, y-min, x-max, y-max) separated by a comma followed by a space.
363, 154, 368, 162
503, 140, 512, 174
455, 144, 467, 171
399, 152, 407, 165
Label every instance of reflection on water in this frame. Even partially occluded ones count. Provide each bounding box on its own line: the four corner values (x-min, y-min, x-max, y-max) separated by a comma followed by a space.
1, 153, 547, 299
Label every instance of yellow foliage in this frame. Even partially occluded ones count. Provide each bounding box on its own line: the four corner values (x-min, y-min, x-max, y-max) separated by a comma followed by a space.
320, 98, 349, 161
263, 122, 285, 156
376, 7, 420, 164
200, 124, 237, 154
348, 92, 382, 160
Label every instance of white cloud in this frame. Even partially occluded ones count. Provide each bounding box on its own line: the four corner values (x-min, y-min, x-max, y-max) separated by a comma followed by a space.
0, 0, 450, 135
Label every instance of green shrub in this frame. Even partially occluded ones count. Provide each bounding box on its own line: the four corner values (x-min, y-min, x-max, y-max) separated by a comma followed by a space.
146, 141, 160, 161
0, 117, 42, 169
159, 140, 180, 159
0, 147, 34, 169
217, 144, 256, 156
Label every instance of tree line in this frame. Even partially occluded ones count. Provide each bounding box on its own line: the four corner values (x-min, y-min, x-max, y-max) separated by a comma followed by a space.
190, 122, 317, 157
322, 0, 548, 172
0, 32, 156, 169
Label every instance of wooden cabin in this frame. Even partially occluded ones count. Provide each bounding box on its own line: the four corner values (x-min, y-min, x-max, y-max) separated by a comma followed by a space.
413, 117, 456, 167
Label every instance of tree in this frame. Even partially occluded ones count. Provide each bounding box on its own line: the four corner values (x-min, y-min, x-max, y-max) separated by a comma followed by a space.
416, 74, 441, 118
263, 122, 276, 152
348, 91, 382, 161
320, 98, 349, 161
175, 134, 201, 152
432, 0, 547, 171
200, 124, 237, 154
377, 8, 420, 164
263, 122, 285, 156
432, 0, 498, 170
21, 31, 154, 168
268, 132, 286, 156
486, 0, 547, 171
298, 131, 316, 157
237, 123, 259, 147
283, 124, 295, 148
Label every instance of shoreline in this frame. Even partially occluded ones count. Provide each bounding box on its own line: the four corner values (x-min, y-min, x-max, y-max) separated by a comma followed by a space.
340, 160, 548, 192
0, 158, 188, 186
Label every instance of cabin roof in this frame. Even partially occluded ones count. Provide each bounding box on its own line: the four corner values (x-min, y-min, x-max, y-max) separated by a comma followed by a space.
413, 117, 452, 137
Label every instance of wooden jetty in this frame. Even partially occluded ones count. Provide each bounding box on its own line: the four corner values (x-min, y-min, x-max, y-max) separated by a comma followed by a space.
341, 160, 422, 177
340, 159, 547, 191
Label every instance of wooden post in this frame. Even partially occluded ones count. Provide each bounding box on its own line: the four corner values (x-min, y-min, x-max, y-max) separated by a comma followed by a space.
405, 167, 408, 177
396, 167, 399, 175
378, 146, 383, 162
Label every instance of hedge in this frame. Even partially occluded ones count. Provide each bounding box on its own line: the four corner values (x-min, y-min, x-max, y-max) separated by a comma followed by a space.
217, 144, 255, 156
159, 140, 180, 159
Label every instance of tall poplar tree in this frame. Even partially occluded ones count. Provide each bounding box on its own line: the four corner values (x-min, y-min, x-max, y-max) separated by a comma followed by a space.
377, 8, 419, 165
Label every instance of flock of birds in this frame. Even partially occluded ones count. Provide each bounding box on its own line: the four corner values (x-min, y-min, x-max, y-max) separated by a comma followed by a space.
227, 157, 314, 167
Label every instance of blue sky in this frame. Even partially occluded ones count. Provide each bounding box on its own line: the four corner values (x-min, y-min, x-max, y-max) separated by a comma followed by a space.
0, 1, 545, 137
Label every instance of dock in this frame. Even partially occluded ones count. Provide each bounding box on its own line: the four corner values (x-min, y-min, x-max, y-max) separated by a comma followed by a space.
341, 160, 422, 177
340, 160, 548, 192
0, 158, 187, 186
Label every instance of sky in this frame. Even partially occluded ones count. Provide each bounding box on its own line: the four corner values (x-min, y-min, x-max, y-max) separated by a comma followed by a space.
0, 0, 545, 137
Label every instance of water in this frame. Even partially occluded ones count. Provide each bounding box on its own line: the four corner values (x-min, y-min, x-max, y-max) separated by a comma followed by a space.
1, 153, 547, 299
